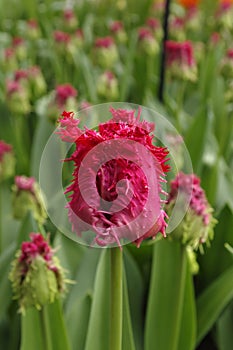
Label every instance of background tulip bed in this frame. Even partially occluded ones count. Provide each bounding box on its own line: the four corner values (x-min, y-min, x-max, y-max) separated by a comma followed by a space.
0, 0, 233, 349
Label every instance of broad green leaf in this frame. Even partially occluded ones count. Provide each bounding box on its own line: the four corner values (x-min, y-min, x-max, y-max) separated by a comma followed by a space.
216, 302, 233, 350
196, 264, 233, 345
82, 13, 95, 46
84, 249, 110, 350
211, 77, 228, 154
119, 31, 137, 101
0, 183, 20, 252
145, 240, 188, 350
0, 243, 15, 318
76, 53, 98, 103
65, 248, 100, 350
3, 304, 20, 350
199, 46, 224, 101
54, 234, 85, 280
216, 160, 233, 213
185, 105, 210, 174
197, 205, 233, 288
67, 293, 92, 350
200, 133, 219, 206
200, 160, 219, 207
31, 104, 54, 179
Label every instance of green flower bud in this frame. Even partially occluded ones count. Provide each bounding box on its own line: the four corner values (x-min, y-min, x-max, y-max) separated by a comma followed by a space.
165, 41, 198, 82
12, 37, 27, 61
1, 48, 18, 72
63, 9, 78, 31
9, 233, 67, 313
6, 80, 31, 115
217, 4, 233, 31
0, 140, 15, 182
110, 21, 127, 44
138, 27, 159, 56
94, 37, 119, 69
166, 172, 217, 251
12, 176, 47, 224
97, 71, 119, 100
46, 84, 78, 123
26, 19, 41, 40
225, 80, 233, 102
28, 66, 47, 99
221, 49, 233, 79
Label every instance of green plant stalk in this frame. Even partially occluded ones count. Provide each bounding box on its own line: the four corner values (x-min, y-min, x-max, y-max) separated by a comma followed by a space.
12, 115, 30, 174
146, 55, 155, 95
40, 307, 53, 350
176, 80, 186, 133
170, 246, 187, 350
110, 247, 123, 350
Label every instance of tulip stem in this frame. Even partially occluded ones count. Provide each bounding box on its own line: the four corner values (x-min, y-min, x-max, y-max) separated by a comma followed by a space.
110, 247, 123, 350
40, 306, 53, 350
170, 245, 187, 350
176, 80, 187, 132
11, 115, 29, 174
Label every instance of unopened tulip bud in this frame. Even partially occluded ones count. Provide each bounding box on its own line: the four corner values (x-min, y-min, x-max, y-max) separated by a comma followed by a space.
169, 16, 186, 41
146, 18, 162, 40
216, 1, 233, 31
63, 8, 78, 30
12, 37, 27, 61
6, 80, 31, 115
221, 49, 233, 79
110, 21, 127, 44
71, 29, 84, 49
94, 37, 119, 68
47, 84, 78, 123
1, 47, 17, 72
12, 176, 47, 224
97, 71, 119, 100
0, 140, 15, 181
53, 30, 75, 58
166, 172, 217, 251
138, 27, 159, 56
9, 233, 67, 313
26, 19, 41, 40
165, 40, 197, 81
225, 80, 233, 102
28, 66, 47, 98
